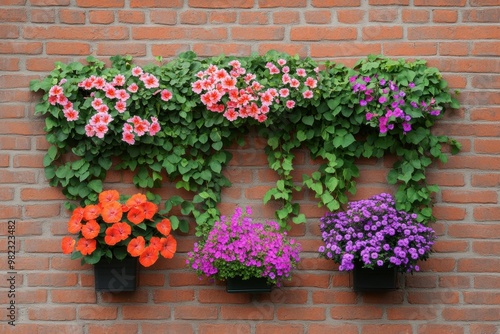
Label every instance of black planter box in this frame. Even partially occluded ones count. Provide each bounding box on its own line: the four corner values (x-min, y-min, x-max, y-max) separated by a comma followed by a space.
352, 261, 398, 292
226, 276, 272, 293
94, 257, 138, 292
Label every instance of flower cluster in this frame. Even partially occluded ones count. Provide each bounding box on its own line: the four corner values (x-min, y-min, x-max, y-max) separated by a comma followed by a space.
350, 75, 442, 134
61, 190, 177, 267
187, 206, 301, 286
48, 66, 171, 144
319, 193, 435, 273
192, 58, 317, 123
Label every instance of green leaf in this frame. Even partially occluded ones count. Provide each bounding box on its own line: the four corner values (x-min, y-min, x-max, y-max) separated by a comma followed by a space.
87, 179, 103, 193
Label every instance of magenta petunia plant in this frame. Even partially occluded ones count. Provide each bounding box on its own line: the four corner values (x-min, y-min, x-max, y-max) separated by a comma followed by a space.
318, 193, 436, 273
350, 74, 442, 135
187, 206, 301, 286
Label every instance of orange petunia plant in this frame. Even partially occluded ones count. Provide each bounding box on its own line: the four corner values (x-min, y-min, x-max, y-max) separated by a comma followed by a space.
61, 190, 178, 267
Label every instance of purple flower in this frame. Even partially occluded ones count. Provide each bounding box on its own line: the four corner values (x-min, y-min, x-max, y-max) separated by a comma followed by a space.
359, 100, 367, 106
378, 96, 387, 104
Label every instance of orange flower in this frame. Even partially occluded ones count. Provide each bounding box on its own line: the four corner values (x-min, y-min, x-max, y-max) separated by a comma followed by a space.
127, 236, 146, 257
127, 207, 145, 225
61, 236, 75, 254
83, 204, 101, 221
113, 222, 131, 241
104, 226, 121, 246
125, 193, 147, 207
159, 235, 177, 259
149, 236, 162, 251
76, 238, 97, 255
121, 204, 130, 212
67, 216, 82, 234
101, 201, 123, 223
81, 219, 100, 239
141, 201, 158, 220
156, 218, 172, 236
99, 189, 120, 204
72, 207, 84, 220
139, 245, 159, 267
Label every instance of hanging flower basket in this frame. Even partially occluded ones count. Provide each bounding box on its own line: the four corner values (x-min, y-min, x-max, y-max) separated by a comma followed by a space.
94, 257, 138, 292
226, 276, 273, 294
352, 260, 398, 292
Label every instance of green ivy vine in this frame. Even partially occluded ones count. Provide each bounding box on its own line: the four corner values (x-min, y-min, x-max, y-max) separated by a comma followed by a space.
30, 51, 460, 236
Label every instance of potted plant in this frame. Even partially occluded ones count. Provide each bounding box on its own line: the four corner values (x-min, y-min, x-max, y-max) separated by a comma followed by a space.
318, 193, 435, 291
61, 189, 178, 292
187, 206, 301, 293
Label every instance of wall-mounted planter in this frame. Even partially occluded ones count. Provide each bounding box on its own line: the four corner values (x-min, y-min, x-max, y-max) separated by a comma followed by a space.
94, 257, 138, 292
352, 261, 398, 292
226, 276, 272, 293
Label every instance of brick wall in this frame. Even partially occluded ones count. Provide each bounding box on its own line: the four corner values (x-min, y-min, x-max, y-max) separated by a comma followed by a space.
1, 1, 499, 333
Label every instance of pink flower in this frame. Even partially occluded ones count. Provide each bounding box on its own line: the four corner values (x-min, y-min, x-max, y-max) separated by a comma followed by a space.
123, 123, 133, 132
160, 89, 173, 102
260, 91, 273, 106
48, 95, 58, 105
81, 78, 93, 90
224, 108, 238, 121
94, 122, 109, 138
269, 66, 280, 75
131, 66, 143, 77
260, 105, 270, 114
257, 114, 267, 123
302, 90, 313, 99
191, 81, 203, 94
142, 74, 159, 89
63, 108, 79, 121
134, 120, 150, 136
221, 76, 236, 90
277, 59, 287, 66
305, 77, 317, 89
98, 104, 109, 113
228, 60, 241, 68
149, 121, 161, 136
104, 85, 117, 99
290, 78, 300, 88
279, 88, 289, 98
85, 124, 95, 137
127, 83, 139, 93
49, 85, 63, 96
296, 68, 306, 77
57, 94, 68, 106
282, 66, 290, 74
122, 131, 135, 145
214, 69, 229, 81
115, 100, 126, 113
286, 100, 296, 109
112, 74, 125, 86
91, 98, 104, 110
244, 73, 256, 84
93, 77, 106, 89
116, 89, 130, 101
282, 74, 291, 84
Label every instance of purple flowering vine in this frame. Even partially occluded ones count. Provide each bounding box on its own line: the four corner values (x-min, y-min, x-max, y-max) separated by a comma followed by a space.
187, 206, 301, 286
318, 193, 436, 273
350, 75, 442, 135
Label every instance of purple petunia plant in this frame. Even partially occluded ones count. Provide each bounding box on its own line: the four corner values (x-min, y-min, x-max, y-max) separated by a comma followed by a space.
318, 193, 436, 273
350, 74, 442, 135
187, 206, 301, 286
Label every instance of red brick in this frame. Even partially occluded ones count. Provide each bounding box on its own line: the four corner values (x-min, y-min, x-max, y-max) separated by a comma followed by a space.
276, 306, 325, 321
442, 307, 500, 321
433, 240, 468, 253
152, 44, 190, 57
174, 306, 218, 320
387, 306, 438, 320
150, 11, 177, 25
291, 27, 356, 41
464, 291, 500, 305
221, 305, 275, 320
141, 323, 194, 334
458, 258, 500, 273
362, 26, 403, 40
117, 10, 144, 23
28, 306, 76, 320
0, 58, 20, 71
475, 275, 500, 289
418, 325, 465, 334
309, 324, 358, 334
369, 0, 409, 4
474, 206, 500, 221
408, 26, 499, 40
432, 9, 458, 23
439, 42, 469, 56
313, 0, 361, 6
30, 8, 56, 23
51, 289, 97, 303
331, 305, 383, 320
312, 42, 381, 57
0, 8, 27, 22
89, 10, 115, 24
312, 290, 356, 304
153, 289, 195, 303
256, 324, 304, 334
409, 290, 460, 304
79, 306, 118, 320
193, 43, 251, 57
384, 42, 437, 56
199, 324, 251, 334
469, 324, 498, 334
197, 289, 251, 304
232, 26, 284, 40
180, 10, 208, 24
470, 107, 500, 121
369, 9, 398, 22
336, 9, 365, 23
210, 11, 237, 24
30, 0, 70, 4
133, 27, 227, 40
122, 305, 171, 319
87, 324, 139, 334
100, 291, 149, 303
25, 203, 61, 218
402, 9, 429, 23
473, 241, 500, 256
76, 0, 124, 7
0, 25, 19, 39
23, 26, 128, 40
439, 275, 470, 289
415, 0, 465, 5
59, 8, 86, 24
305, 10, 331, 24
257, 289, 309, 304
96, 43, 146, 56
0, 42, 43, 54
442, 190, 497, 204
